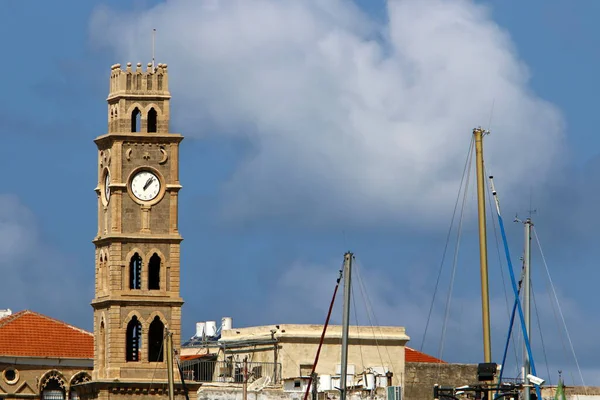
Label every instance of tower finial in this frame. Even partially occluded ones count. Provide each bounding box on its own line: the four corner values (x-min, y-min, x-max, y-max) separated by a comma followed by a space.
152, 28, 156, 69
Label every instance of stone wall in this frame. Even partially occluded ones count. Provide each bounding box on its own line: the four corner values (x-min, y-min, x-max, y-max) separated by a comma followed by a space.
404, 362, 477, 400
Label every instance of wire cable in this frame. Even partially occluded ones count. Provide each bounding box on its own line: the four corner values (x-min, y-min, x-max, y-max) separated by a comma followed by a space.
420, 136, 475, 351
533, 227, 587, 391
437, 139, 474, 362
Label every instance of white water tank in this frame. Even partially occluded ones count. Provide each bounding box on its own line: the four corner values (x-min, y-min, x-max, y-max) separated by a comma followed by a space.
318, 375, 332, 391
195, 322, 205, 337
365, 372, 375, 390
205, 320, 217, 337
221, 317, 233, 331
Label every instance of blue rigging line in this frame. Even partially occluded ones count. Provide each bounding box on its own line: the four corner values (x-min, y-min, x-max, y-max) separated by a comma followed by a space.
491, 181, 542, 400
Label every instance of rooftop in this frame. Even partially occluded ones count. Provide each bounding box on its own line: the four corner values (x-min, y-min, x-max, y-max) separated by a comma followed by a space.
0, 310, 93, 359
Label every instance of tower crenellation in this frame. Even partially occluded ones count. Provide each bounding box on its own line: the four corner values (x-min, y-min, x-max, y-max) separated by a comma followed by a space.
109, 62, 169, 95
107, 62, 171, 134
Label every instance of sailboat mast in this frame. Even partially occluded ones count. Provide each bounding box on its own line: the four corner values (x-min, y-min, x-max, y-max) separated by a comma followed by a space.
523, 218, 532, 400
340, 252, 353, 400
473, 127, 492, 363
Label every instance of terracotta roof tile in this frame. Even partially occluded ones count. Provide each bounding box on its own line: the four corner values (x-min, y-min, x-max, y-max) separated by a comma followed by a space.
405, 347, 445, 363
0, 310, 93, 359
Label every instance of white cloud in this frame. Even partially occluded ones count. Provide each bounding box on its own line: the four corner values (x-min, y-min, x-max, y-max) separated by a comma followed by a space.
90, 0, 566, 227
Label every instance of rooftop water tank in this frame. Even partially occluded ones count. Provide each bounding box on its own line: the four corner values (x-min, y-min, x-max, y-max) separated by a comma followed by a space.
221, 317, 233, 331
195, 322, 205, 338
205, 320, 217, 337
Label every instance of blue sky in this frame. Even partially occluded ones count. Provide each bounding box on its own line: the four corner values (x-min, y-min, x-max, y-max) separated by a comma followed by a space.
1, 0, 599, 386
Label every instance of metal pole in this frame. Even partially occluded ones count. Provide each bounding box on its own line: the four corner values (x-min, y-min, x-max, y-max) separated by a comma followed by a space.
340, 252, 353, 400
166, 329, 175, 400
474, 127, 492, 363
523, 218, 532, 400
243, 357, 248, 400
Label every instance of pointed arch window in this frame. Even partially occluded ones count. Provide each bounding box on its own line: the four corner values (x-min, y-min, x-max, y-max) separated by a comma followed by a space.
126, 316, 142, 362
148, 316, 165, 362
41, 375, 66, 400
148, 253, 161, 290
148, 108, 157, 133
99, 320, 106, 371
129, 253, 142, 290
131, 107, 141, 132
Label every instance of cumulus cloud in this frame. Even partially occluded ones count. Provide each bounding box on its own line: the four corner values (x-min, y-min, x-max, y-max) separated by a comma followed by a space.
90, 0, 566, 227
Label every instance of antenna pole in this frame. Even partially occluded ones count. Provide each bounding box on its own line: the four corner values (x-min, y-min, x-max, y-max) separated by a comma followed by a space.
523, 217, 532, 400
340, 252, 353, 400
152, 28, 156, 69
474, 127, 492, 363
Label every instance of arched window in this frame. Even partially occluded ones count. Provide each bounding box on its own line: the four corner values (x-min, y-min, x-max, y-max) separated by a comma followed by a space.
69, 372, 91, 400
126, 316, 142, 362
148, 316, 164, 362
41, 374, 66, 400
129, 253, 142, 290
147, 108, 157, 133
131, 108, 141, 132
98, 321, 106, 372
148, 253, 161, 290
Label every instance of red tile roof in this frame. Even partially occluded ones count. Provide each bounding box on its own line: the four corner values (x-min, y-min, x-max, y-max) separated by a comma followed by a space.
0, 310, 93, 359
405, 347, 445, 363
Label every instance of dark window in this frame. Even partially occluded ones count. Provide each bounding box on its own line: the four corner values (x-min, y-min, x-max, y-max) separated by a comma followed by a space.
126, 316, 142, 362
148, 316, 164, 362
148, 108, 157, 133
131, 108, 141, 132
129, 253, 142, 290
42, 379, 65, 400
148, 253, 161, 290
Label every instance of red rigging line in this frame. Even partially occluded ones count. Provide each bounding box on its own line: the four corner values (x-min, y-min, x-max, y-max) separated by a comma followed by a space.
302, 267, 344, 400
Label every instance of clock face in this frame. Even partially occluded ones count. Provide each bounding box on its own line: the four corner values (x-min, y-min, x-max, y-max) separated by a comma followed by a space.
104, 171, 111, 203
130, 170, 161, 202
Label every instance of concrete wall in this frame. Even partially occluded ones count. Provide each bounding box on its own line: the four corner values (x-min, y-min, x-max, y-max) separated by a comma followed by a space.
404, 362, 477, 400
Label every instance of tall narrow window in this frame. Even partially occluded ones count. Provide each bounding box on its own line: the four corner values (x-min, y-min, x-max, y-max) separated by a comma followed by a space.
99, 321, 106, 372
148, 108, 157, 133
126, 316, 142, 362
129, 253, 142, 290
148, 316, 164, 362
148, 253, 161, 290
131, 108, 141, 132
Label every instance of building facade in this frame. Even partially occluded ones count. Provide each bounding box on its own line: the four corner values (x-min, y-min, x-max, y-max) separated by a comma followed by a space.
0, 310, 93, 400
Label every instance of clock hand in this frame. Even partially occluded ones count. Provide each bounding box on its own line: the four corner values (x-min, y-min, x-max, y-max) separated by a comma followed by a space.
143, 177, 154, 190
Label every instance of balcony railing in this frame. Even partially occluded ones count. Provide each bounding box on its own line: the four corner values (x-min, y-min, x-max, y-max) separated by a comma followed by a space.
180, 360, 282, 385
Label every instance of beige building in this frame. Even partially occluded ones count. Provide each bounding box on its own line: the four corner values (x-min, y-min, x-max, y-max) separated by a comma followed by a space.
0, 310, 93, 400
180, 322, 409, 399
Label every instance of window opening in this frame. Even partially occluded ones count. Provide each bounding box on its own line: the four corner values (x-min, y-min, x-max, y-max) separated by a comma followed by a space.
42, 379, 65, 400
129, 253, 142, 290
148, 253, 161, 290
131, 108, 141, 132
148, 108, 157, 133
148, 316, 164, 362
126, 316, 142, 362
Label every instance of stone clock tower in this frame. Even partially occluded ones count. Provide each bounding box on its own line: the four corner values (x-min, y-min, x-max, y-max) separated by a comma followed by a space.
80, 62, 198, 400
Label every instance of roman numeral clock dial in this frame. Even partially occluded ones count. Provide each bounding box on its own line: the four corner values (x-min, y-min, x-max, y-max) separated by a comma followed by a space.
130, 170, 161, 202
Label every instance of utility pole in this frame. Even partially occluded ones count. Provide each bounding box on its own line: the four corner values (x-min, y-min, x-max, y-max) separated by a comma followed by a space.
243, 357, 248, 400
473, 127, 492, 363
340, 252, 353, 400
166, 329, 175, 400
